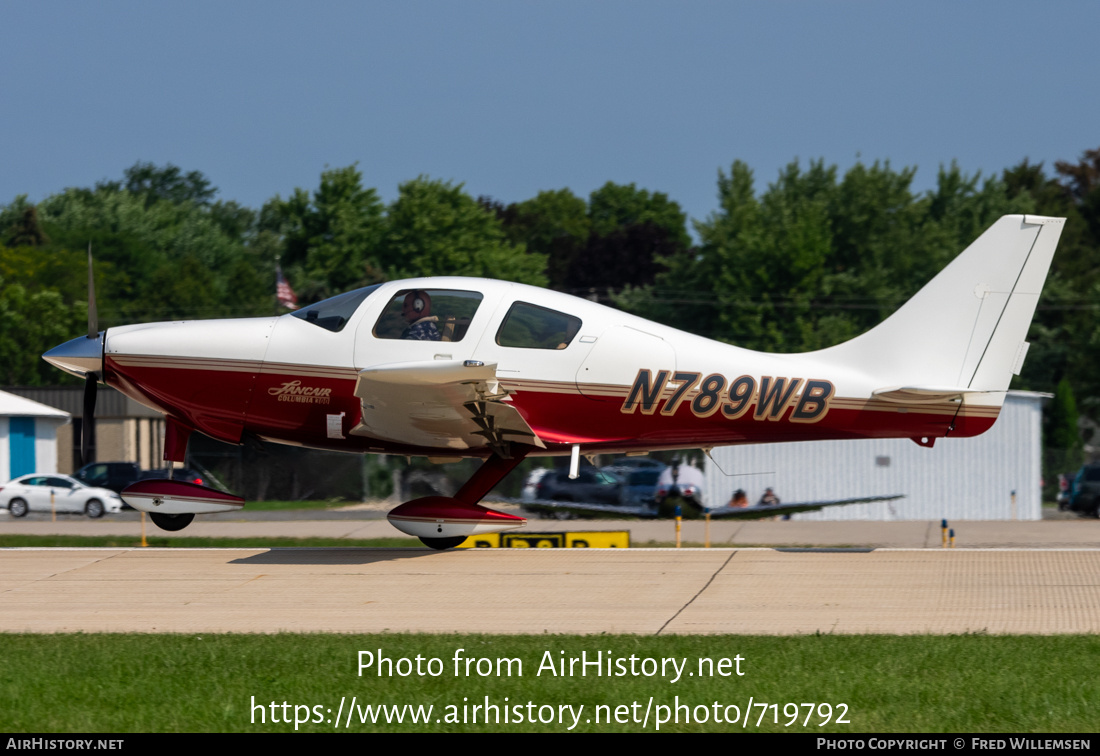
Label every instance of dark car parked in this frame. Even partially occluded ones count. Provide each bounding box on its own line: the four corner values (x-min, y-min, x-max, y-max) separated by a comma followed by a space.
535, 467, 624, 506
1067, 464, 1100, 517
72, 462, 141, 494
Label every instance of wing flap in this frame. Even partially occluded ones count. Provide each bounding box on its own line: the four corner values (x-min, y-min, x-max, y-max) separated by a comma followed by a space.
350, 360, 544, 452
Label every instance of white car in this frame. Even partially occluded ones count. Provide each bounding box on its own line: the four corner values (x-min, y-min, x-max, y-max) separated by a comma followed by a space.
1, 474, 123, 518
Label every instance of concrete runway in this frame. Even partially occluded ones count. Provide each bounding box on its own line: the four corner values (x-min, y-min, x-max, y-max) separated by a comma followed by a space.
3, 511, 1098, 634
2, 541, 1099, 635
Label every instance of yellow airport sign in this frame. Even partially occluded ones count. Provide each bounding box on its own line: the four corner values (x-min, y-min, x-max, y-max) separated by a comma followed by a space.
458, 531, 630, 548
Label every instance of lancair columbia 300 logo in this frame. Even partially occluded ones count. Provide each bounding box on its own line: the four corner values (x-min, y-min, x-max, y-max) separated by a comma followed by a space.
620, 369, 834, 423
268, 380, 333, 404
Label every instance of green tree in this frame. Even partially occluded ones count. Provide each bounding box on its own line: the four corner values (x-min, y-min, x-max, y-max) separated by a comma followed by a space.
495, 189, 590, 288
0, 278, 84, 385
103, 161, 218, 208
261, 164, 385, 300
380, 177, 546, 285
1045, 377, 1084, 498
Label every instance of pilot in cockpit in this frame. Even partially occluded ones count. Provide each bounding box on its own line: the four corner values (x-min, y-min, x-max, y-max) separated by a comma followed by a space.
400, 290, 442, 341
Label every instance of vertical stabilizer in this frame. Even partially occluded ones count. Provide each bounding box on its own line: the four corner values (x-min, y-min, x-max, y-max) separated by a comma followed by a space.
819, 214, 1064, 394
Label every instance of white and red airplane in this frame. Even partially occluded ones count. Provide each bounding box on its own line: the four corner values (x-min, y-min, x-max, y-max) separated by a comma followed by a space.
43, 214, 1064, 547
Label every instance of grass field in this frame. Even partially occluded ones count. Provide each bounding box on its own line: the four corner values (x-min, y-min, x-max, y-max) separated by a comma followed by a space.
1, 633, 1097, 733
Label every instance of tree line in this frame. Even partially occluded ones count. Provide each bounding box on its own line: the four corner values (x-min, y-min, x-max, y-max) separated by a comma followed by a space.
3, 151, 1099, 467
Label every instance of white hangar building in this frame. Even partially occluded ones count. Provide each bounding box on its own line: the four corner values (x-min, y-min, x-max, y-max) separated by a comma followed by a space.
0, 389, 71, 482
703, 391, 1047, 521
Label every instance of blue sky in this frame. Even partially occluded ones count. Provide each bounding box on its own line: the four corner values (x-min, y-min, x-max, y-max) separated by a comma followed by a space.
4, 1, 1097, 228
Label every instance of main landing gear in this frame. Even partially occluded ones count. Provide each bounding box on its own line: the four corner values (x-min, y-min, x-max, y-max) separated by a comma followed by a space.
149, 512, 195, 532
387, 448, 532, 549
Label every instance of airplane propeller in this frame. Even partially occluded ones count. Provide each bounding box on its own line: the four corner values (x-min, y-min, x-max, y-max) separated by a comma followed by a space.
82, 242, 99, 466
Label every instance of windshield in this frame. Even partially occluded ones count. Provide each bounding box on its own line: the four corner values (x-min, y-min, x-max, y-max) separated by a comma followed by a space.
292, 284, 383, 332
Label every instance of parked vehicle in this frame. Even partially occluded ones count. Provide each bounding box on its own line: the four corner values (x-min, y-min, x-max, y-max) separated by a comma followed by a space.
1068, 464, 1100, 517
535, 467, 624, 506
1, 474, 122, 518
618, 466, 664, 508
600, 456, 666, 477
138, 467, 206, 486
72, 462, 205, 509
72, 462, 141, 494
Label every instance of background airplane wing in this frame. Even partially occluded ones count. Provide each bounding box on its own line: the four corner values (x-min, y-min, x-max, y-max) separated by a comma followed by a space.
707, 494, 904, 519
349, 360, 544, 454
521, 499, 658, 519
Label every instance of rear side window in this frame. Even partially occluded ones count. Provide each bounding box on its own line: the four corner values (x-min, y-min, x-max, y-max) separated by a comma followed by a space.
496, 302, 581, 350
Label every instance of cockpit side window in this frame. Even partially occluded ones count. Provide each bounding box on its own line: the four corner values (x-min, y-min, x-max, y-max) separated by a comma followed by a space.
495, 302, 581, 349
292, 284, 383, 332
372, 289, 484, 342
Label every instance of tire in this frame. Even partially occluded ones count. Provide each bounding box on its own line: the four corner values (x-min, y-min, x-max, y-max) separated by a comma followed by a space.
150, 512, 194, 532
419, 536, 467, 550
8, 498, 28, 518
84, 499, 105, 518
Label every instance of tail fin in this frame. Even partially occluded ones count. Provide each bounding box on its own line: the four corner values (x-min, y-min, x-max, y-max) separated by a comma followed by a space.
820, 214, 1064, 395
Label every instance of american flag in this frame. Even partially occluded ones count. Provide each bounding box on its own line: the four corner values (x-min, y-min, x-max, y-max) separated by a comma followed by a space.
276, 264, 298, 310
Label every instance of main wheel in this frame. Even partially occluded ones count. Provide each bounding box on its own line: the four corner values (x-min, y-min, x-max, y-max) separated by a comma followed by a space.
150, 512, 195, 532
85, 499, 105, 518
419, 536, 467, 550
8, 498, 28, 518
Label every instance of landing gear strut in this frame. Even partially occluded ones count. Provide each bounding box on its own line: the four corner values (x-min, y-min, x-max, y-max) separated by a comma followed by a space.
388, 447, 532, 549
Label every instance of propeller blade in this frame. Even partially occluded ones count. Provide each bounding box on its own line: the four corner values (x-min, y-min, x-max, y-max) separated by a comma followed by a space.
87, 242, 98, 339
82, 372, 97, 466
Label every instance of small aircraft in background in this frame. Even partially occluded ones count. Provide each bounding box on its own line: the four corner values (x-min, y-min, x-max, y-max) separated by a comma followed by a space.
520, 458, 903, 520
43, 215, 1064, 547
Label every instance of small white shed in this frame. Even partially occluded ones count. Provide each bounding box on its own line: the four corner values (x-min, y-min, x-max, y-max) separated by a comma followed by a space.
0, 389, 71, 482
704, 391, 1046, 521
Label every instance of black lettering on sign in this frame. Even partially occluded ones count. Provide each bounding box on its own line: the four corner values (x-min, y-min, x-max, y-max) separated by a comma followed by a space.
754, 376, 802, 421
790, 380, 835, 423
690, 374, 727, 417
722, 375, 756, 419
660, 372, 701, 416
620, 369, 834, 424
622, 369, 669, 415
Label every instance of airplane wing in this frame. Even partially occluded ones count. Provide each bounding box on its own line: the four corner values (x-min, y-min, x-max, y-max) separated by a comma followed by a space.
349, 359, 545, 454
521, 499, 659, 519
707, 494, 904, 519
523, 494, 904, 520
